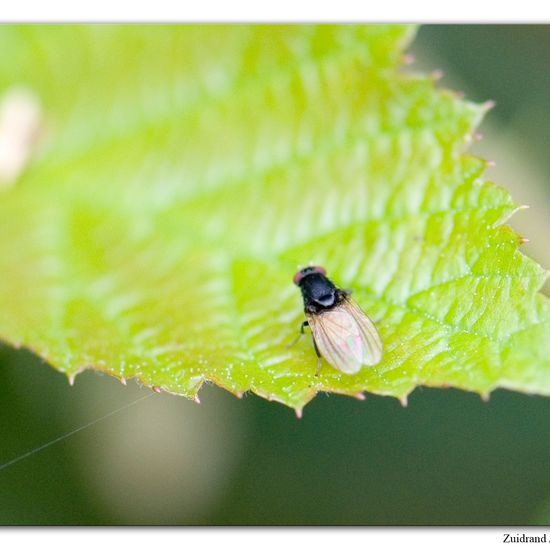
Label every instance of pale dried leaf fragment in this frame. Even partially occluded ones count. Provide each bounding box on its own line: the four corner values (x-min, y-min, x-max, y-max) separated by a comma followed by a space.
0, 87, 42, 189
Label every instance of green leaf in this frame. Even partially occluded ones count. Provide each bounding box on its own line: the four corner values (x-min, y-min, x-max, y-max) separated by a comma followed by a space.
0, 24, 549, 413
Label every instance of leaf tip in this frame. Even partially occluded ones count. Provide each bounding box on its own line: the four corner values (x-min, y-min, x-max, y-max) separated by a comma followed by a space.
66, 367, 87, 386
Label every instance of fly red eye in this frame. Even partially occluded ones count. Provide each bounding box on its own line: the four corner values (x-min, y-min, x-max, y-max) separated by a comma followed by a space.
293, 271, 304, 285
293, 266, 327, 285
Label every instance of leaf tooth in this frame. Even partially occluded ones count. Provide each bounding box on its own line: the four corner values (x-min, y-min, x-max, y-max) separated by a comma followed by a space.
491, 204, 528, 228
480, 391, 491, 402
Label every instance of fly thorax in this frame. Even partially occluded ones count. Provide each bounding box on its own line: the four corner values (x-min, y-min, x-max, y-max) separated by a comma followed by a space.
314, 292, 336, 307
299, 272, 338, 312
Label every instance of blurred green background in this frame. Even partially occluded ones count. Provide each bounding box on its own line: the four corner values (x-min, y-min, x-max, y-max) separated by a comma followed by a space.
1, 25, 550, 525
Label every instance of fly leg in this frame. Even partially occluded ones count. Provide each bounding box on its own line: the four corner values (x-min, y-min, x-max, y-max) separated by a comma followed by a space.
286, 320, 309, 349
313, 337, 322, 377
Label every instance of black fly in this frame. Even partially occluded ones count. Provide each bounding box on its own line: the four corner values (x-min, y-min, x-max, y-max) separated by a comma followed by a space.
291, 266, 382, 375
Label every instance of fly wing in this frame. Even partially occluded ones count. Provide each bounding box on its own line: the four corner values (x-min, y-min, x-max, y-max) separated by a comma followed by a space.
342, 297, 383, 367
307, 298, 382, 374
